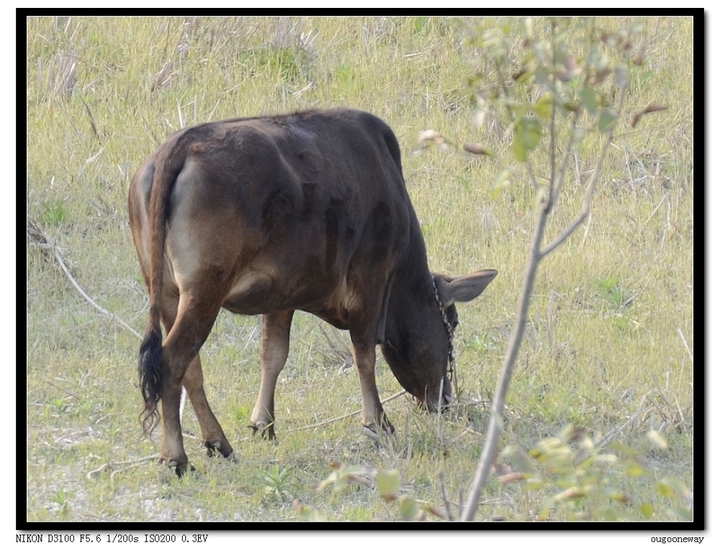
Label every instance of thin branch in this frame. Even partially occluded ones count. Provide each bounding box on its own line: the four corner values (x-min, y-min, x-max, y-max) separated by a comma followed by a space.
110, 461, 153, 486
596, 394, 648, 448
549, 114, 580, 212
288, 389, 407, 432
538, 130, 614, 259
642, 192, 669, 228
28, 218, 143, 341
439, 471, 455, 521
460, 192, 550, 522
55, 247, 143, 339
525, 161, 540, 193
460, 24, 630, 521
87, 454, 159, 480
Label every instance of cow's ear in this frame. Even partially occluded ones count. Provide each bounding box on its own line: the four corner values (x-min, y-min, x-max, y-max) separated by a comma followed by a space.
434, 269, 497, 307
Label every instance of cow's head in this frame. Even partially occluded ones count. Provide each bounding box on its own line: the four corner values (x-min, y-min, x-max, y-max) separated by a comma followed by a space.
381, 269, 497, 411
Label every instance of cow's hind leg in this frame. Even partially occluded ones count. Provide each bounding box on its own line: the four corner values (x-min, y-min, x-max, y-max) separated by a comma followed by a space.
250, 310, 294, 439
183, 354, 234, 459
159, 289, 226, 475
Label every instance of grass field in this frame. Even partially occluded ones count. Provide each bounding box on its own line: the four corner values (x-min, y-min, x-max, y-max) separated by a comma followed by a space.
25, 16, 694, 523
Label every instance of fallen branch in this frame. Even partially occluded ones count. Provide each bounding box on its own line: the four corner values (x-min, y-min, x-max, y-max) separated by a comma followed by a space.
288, 389, 407, 432
27, 216, 143, 341
87, 454, 159, 480
597, 394, 648, 448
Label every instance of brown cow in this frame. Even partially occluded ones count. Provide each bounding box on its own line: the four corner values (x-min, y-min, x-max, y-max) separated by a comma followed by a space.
129, 108, 496, 474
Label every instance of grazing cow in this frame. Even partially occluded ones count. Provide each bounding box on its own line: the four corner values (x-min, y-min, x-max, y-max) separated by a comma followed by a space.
129, 108, 496, 474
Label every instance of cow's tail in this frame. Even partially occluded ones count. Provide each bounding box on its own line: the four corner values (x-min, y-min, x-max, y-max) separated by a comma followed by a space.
139, 130, 194, 434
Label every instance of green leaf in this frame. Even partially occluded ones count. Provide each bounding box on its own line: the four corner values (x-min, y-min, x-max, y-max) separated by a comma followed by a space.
602, 507, 619, 521
538, 497, 556, 521
520, 117, 543, 148
513, 134, 528, 162
609, 490, 631, 503
657, 481, 673, 498
579, 86, 598, 115
659, 477, 692, 500
492, 168, 513, 195
513, 116, 542, 162
399, 496, 419, 520
534, 65, 551, 86
625, 461, 650, 478
640, 502, 654, 519
377, 469, 401, 501
598, 110, 618, 133
534, 93, 554, 118
514, 67, 534, 85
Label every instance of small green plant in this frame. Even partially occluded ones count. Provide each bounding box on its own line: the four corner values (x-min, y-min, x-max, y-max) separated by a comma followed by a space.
241, 46, 309, 83
261, 464, 294, 502
467, 332, 491, 356
596, 275, 627, 310
232, 404, 251, 423
50, 397, 69, 415
269, 47, 306, 82
332, 64, 366, 95
50, 490, 70, 516
41, 198, 68, 226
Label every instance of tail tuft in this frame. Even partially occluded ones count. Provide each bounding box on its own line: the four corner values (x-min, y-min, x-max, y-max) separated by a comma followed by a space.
138, 323, 163, 434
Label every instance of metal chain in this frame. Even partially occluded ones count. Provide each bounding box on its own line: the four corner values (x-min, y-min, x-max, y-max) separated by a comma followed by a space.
432, 277, 457, 402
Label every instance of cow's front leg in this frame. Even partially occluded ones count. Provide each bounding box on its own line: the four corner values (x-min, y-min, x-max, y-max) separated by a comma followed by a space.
250, 310, 294, 439
351, 335, 394, 435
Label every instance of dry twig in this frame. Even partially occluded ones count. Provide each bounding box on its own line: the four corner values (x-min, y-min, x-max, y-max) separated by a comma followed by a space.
27, 216, 143, 341
289, 389, 407, 432
86, 455, 159, 481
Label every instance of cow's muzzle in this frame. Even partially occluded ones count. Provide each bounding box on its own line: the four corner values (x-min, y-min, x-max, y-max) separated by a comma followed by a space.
416, 377, 452, 413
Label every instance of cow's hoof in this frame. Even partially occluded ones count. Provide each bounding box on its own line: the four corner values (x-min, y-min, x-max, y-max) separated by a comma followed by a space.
361, 421, 395, 442
161, 458, 194, 477
361, 425, 380, 442
367, 416, 395, 435
204, 440, 235, 460
249, 423, 276, 441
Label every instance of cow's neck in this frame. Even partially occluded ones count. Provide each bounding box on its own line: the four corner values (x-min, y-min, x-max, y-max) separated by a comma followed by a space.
390, 221, 437, 323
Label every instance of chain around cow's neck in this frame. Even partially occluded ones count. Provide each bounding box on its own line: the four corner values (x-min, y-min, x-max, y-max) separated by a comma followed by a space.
432, 277, 457, 403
